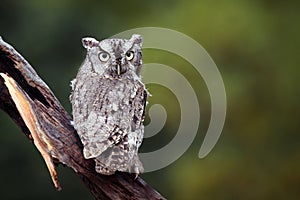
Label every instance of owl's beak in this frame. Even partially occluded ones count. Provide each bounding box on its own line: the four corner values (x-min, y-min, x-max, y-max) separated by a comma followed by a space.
117, 65, 121, 76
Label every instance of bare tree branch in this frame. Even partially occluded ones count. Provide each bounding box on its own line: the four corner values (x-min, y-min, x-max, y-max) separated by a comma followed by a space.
0, 37, 165, 200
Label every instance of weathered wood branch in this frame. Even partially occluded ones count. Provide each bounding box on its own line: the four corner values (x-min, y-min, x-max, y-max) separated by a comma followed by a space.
0, 37, 165, 200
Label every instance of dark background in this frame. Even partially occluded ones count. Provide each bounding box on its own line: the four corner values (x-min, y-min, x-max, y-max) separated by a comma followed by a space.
0, 0, 299, 199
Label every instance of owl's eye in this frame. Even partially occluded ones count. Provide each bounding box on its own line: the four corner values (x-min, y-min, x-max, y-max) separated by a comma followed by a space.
98, 52, 110, 62
125, 51, 134, 61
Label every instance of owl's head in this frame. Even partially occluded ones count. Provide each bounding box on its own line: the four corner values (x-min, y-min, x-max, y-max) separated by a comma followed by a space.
82, 34, 142, 78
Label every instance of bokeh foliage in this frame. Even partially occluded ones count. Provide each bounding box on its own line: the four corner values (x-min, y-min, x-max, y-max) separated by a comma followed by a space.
0, 0, 299, 199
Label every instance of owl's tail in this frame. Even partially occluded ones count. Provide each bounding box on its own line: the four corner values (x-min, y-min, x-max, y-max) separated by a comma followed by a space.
94, 146, 143, 175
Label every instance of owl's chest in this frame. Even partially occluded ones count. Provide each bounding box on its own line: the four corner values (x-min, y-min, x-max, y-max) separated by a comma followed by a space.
91, 79, 142, 131
72, 76, 145, 135
90, 78, 142, 114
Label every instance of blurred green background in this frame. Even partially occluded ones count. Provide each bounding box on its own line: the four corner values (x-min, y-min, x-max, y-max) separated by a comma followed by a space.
0, 0, 299, 199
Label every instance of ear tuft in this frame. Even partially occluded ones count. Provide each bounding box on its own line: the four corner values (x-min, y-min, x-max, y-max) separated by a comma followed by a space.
82, 37, 99, 49
130, 34, 142, 45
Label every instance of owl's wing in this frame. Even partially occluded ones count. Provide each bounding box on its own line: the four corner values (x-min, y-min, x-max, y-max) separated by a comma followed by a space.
131, 87, 148, 147
71, 77, 115, 158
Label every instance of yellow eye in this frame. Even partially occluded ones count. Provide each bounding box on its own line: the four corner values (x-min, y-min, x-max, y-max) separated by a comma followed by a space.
126, 51, 134, 61
98, 52, 110, 62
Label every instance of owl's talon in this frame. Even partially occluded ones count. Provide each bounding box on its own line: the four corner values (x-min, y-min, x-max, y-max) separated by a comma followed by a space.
134, 173, 139, 179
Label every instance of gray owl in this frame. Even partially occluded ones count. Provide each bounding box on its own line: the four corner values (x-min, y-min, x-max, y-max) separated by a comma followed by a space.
70, 34, 147, 175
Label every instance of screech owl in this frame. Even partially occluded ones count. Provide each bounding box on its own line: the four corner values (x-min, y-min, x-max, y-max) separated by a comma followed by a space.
70, 34, 148, 175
